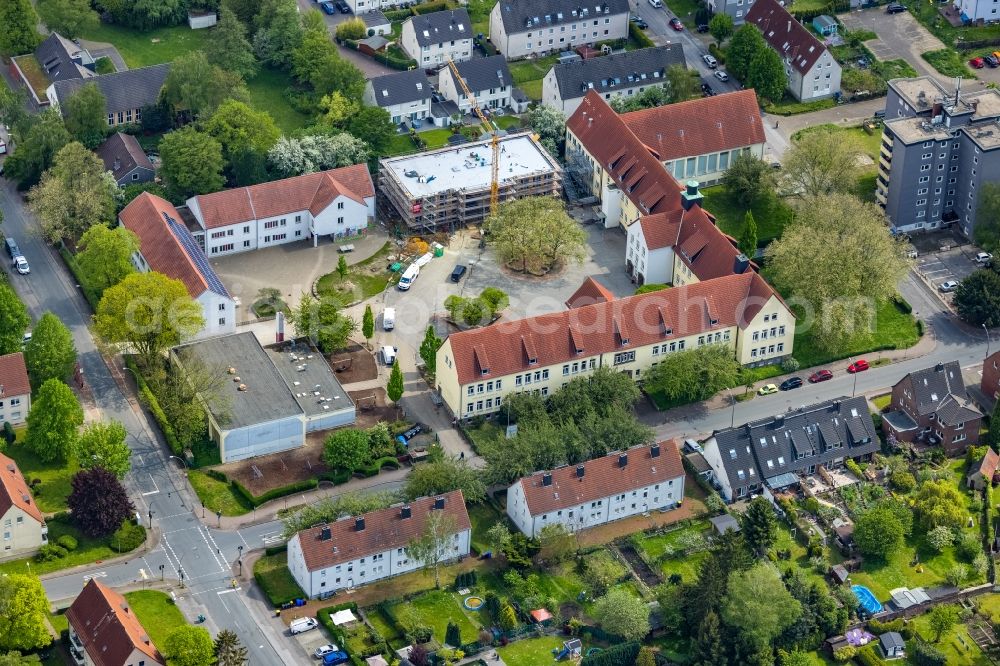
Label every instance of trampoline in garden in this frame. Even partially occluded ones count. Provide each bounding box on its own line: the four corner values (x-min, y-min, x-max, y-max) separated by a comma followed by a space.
463, 596, 484, 610
852, 585, 883, 614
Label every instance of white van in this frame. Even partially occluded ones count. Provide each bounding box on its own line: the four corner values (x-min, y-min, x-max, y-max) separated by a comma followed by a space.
397, 264, 419, 290
383, 307, 395, 331
380, 345, 397, 365
289, 618, 319, 635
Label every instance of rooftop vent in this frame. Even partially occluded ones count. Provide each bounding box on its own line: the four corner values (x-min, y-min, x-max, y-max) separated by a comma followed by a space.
434, 496, 445, 510
576, 464, 585, 478
320, 526, 332, 540
355, 516, 365, 531
618, 453, 628, 468
401, 505, 412, 519
542, 472, 553, 486
651, 443, 660, 458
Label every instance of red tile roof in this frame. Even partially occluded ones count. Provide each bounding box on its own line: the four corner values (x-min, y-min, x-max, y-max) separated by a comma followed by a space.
66, 579, 164, 666
0, 451, 43, 524
746, 0, 828, 75
0, 352, 30, 399
295, 491, 471, 571
446, 271, 780, 385
565, 277, 615, 309
191, 165, 375, 229
637, 212, 681, 251
620, 90, 766, 163
518, 442, 684, 515
974, 447, 1000, 481
118, 193, 211, 298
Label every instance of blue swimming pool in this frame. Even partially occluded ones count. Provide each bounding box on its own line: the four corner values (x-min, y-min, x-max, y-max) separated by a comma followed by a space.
852, 584, 883, 615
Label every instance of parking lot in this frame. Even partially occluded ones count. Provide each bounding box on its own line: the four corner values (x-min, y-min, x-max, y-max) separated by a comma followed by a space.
289, 622, 331, 660
913, 244, 984, 305
839, 8, 948, 82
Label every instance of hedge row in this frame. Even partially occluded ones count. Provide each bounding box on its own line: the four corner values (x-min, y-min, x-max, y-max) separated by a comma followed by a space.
708, 43, 726, 65
231, 478, 319, 508
357, 456, 401, 478
629, 22, 653, 48
893, 294, 913, 314
58, 246, 101, 310
788, 0, 849, 21
126, 357, 182, 454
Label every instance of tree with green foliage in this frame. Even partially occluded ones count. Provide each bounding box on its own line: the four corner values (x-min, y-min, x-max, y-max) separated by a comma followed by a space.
95, 272, 205, 367
68, 467, 135, 538
160, 51, 248, 121
287, 294, 356, 354
281, 491, 398, 536
990, 401, 1000, 447
76, 224, 140, 294
0, 0, 40, 56
205, 7, 259, 80
163, 626, 216, 666
387, 359, 404, 404
346, 106, 396, 155
24, 312, 77, 389
0, 282, 30, 355
741, 496, 777, 554
204, 99, 281, 163
525, 105, 564, 157
709, 12, 735, 44
927, 525, 954, 553
747, 46, 787, 103
336, 255, 349, 281
26, 379, 83, 462
636, 646, 656, 666
403, 457, 486, 503
485, 197, 587, 273
538, 523, 577, 564
445, 622, 461, 648
214, 629, 248, 666
63, 83, 107, 148
159, 127, 226, 202
955, 268, 1000, 328
407, 510, 459, 589
975, 182, 1000, 254
724, 152, 776, 206
854, 504, 904, 558
253, 0, 305, 69
28, 141, 117, 243
498, 601, 518, 631
643, 344, 741, 405
222, 0, 262, 26
928, 603, 960, 642
722, 563, 801, 649
76, 421, 131, 479
727, 24, 767, 83
38, 0, 99, 37
2, 110, 72, 189
419, 325, 442, 375
336, 17, 367, 40
0, 574, 50, 652
738, 211, 758, 258
486, 523, 512, 558
783, 129, 864, 198
914, 479, 967, 530
362, 305, 375, 345
0, 85, 29, 136
267, 133, 369, 177
322, 428, 369, 471
593, 589, 651, 641
691, 611, 725, 666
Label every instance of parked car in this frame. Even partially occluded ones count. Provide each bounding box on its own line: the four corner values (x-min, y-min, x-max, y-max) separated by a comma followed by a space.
808, 369, 833, 383
976, 251, 993, 264
886, 3, 907, 12
847, 359, 870, 373
4, 237, 19, 259
320, 1, 335, 13
335, 0, 351, 12
714, 70, 729, 82
380, 345, 398, 365
648, 0, 663, 7
780, 377, 803, 391
701, 82, 715, 96
322, 652, 350, 666
970, 56, 985, 69
13, 256, 29, 275
938, 280, 960, 292
21, 332, 31, 348
758, 384, 779, 396
702, 53, 718, 68
987, 54, 1000, 67
289, 618, 319, 635
314, 645, 341, 659
629, 14, 648, 28
696, 23, 709, 32
669, 17, 684, 30
450, 264, 468, 282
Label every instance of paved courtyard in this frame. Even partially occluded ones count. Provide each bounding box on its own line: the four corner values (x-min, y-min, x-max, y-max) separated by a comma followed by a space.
838, 8, 948, 83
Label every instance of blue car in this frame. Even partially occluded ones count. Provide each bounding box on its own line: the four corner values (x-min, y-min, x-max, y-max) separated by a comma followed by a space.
322, 651, 350, 666
320, 1, 336, 13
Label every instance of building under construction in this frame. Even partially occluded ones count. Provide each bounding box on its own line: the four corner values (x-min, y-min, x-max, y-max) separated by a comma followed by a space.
378, 131, 562, 231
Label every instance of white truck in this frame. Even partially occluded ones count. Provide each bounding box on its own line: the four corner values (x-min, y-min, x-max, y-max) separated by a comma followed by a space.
383, 307, 395, 331
397, 263, 419, 290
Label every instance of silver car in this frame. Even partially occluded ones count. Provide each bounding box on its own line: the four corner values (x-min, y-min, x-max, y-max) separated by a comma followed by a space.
938, 280, 960, 293
314, 644, 340, 658
13, 256, 29, 275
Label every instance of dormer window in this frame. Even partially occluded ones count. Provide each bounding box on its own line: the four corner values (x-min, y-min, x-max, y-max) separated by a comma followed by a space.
620, 337, 629, 346
481, 368, 489, 375
528, 357, 537, 365
710, 318, 718, 326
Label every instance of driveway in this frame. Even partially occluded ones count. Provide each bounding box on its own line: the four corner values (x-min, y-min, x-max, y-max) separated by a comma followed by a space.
294, 0, 395, 78
838, 8, 948, 83
82, 42, 129, 72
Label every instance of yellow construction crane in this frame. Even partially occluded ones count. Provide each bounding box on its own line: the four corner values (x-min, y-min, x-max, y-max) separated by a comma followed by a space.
447, 57, 501, 217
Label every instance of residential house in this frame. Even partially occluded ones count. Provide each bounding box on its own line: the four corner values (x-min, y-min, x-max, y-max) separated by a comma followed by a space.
967, 447, 999, 490
954, 0, 1000, 23
745, 0, 841, 102
286, 491, 471, 597
882, 360, 982, 455
363, 70, 434, 125
48, 64, 171, 128
400, 9, 473, 67
172, 332, 355, 463
489, 0, 630, 60
118, 193, 237, 340
363, 11, 392, 36
437, 55, 514, 113
34, 32, 95, 84
506, 443, 684, 537
66, 579, 165, 666
879, 632, 906, 660
96, 133, 156, 187
435, 267, 794, 417
983, 349, 1000, 401
0, 450, 47, 557
701, 396, 880, 502
0, 352, 31, 426
541, 45, 687, 116
706, 0, 756, 25
185, 165, 375, 256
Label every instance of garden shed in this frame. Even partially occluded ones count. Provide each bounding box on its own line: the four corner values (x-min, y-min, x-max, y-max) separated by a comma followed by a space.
812, 15, 838, 36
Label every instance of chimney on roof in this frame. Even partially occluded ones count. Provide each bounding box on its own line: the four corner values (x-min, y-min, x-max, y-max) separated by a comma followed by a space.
542, 472, 553, 486
619, 453, 628, 468
434, 496, 445, 510
319, 526, 331, 540
576, 464, 585, 478
651, 443, 661, 458
354, 516, 365, 531
787, 20, 791, 33
113, 158, 120, 171
680, 180, 703, 211
935, 362, 944, 371
734, 252, 751, 274
774, 414, 784, 426
401, 505, 412, 519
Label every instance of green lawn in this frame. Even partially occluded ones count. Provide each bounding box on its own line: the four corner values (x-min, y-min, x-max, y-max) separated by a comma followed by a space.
701, 185, 795, 245
494, 116, 522, 130
922, 49, 974, 78
630, 520, 710, 583
0, 517, 142, 576
462, 421, 504, 453
665, 0, 702, 19
792, 123, 883, 161
94, 57, 116, 74
46, 608, 69, 635
2, 430, 80, 513
498, 635, 568, 666
871, 394, 891, 411
188, 470, 252, 517
246, 68, 311, 134
314, 240, 394, 306
253, 552, 306, 606
81, 24, 212, 68
509, 56, 559, 84
849, 530, 972, 601
518, 79, 542, 101
124, 591, 186, 649
468, 502, 509, 554
389, 589, 483, 645
365, 605, 406, 649
909, 615, 989, 665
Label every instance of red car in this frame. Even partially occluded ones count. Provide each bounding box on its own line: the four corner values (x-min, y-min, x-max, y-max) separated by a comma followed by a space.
847, 359, 870, 373
808, 369, 833, 383
669, 17, 684, 30
970, 57, 986, 69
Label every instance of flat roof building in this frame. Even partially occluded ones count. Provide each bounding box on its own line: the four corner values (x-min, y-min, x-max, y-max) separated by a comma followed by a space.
172, 333, 355, 462
378, 132, 561, 230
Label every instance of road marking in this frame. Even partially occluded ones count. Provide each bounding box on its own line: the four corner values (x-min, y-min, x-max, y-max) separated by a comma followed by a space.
139, 568, 148, 580
262, 534, 284, 545
218, 588, 241, 595
198, 526, 227, 571
141, 473, 160, 496
83, 572, 107, 581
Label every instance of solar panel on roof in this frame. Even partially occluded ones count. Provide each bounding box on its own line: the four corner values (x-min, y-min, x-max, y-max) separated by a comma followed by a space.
163, 212, 231, 297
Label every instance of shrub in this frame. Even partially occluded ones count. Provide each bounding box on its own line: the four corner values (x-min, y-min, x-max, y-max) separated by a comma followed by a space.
926, 525, 954, 552
2, 421, 14, 444
35, 544, 68, 561
832, 646, 857, 662
629, 22, 653, 48
709, 43, 727, 64
855, 645, 886, 666
128, 357, 181, 454
781, 356, 800, 372
912, 641, 947, 666
57, 534, 78, 551
109, 521, 147, 552
890, 471, 916, 493
231, 479, 318, 507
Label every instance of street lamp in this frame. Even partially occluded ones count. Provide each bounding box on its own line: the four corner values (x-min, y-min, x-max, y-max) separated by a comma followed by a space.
159, 564, 164, 581
237, 545, 244, 576
148, 510, 154, 529
216, 510, 222, 528
984, 323, 991, 360
850, 358, 859, 397
724, 387, 737, 428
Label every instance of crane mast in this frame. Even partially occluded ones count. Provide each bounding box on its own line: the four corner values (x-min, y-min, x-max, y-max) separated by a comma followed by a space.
447, 58, 500, 217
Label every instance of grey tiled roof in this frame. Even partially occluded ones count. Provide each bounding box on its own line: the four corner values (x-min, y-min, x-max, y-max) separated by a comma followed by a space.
497, 0, 629, 35
901, 360, 978, 417
52, 64, 170, 116
446, 55, 512, 93
710, 396, 879, 495
95, 132, 155, 182
368, 69, 433, 107
551, 45, 686, 99
935, 394, 982, 426
363, 10, 390, 26
407, 9, 472, 47
35, 33, 93, 83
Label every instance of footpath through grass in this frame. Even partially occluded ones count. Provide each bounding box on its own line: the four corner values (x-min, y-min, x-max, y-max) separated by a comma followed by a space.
124, 591, 186, 649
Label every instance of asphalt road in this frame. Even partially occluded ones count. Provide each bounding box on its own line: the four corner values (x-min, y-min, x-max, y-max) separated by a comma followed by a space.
0, 177, 297, 666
